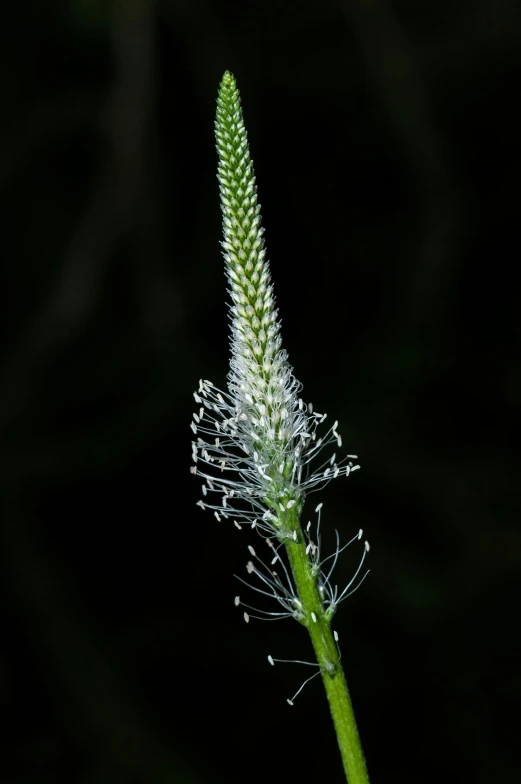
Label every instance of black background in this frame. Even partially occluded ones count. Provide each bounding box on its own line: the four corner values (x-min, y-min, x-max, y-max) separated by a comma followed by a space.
1, 1, 520, 782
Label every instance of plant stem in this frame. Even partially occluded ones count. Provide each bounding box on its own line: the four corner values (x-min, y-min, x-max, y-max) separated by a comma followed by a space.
284, 509, 370, 783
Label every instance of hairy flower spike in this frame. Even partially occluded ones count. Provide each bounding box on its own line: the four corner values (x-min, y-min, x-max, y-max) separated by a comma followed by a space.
191, 71, 360, 540
192, 72, 371, 782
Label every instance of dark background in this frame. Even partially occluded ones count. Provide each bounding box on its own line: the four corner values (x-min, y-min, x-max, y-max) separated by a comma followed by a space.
1, 1, 520, 782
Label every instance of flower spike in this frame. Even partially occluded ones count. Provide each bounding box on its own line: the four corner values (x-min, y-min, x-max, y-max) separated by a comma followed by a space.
191, 71, 360, 542
190, 72, 370, 783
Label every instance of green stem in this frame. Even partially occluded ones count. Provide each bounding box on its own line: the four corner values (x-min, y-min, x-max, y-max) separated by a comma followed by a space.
283, 509, 370, 783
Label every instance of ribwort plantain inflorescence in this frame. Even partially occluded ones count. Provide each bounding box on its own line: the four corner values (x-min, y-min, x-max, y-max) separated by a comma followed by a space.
190, 70, 371, 783
191, 71, 365, 579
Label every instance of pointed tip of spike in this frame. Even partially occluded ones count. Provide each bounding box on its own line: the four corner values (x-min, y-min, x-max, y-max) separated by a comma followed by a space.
221, 70, 235, 89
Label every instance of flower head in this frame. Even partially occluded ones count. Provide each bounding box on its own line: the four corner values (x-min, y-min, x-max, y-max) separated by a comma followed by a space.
191, 71, 359, 539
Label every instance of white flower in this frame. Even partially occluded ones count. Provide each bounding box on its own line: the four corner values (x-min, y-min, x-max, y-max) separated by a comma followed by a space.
190, 71, 360, 542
